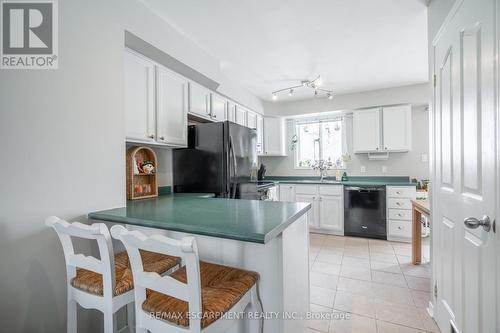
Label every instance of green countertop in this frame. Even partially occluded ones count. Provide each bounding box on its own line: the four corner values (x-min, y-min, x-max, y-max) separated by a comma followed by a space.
88, 194, 311, 244
266, 176, 417, 187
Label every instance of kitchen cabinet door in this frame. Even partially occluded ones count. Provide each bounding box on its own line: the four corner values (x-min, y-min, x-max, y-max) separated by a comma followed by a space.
211, 94, 227, 122
189, 82, 211, 118
319, 195, 343, 233
124, 49, 156, 142
353, 108, 381, 153
156, 66, 188, 147
279, 184, 295, 202
256, 114, 264, 154
382, 105, 411, 151
235, 105, 247, 126
247, 111, 258, 129
263, 117, 286, 156
296, 194, 318, 228
226, 102, 236, 122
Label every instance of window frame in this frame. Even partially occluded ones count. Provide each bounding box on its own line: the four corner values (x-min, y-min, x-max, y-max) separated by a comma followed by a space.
293, 118, 346, 170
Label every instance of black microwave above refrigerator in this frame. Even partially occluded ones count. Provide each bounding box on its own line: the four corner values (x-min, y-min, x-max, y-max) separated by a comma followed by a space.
173, 121, 259, 199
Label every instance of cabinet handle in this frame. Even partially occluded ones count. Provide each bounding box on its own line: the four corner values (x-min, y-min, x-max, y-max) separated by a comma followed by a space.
385, 147, 388, 150
159, 136, 165, 141
376, 147, 379, 150
398, 213, 403, 217
398, 226, 403, 230
148, 134, 155, 139
396, 202, 402, 206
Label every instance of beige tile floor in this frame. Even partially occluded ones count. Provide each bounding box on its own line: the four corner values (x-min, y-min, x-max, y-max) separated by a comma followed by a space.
308, 233, 440, 333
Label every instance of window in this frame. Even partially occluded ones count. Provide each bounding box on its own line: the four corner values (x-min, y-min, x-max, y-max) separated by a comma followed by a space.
295, 119, 344, 169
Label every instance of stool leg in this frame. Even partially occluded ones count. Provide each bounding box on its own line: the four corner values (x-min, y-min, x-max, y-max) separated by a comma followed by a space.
67, 299, 77, 333
103, 308, 116, 333
127, 303, 135, 331
248, 286, 263, 333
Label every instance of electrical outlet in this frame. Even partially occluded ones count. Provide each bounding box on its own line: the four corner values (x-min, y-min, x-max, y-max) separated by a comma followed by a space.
382, 166, 387, 173
421, 154, 428, 162
360, 166, 366, 173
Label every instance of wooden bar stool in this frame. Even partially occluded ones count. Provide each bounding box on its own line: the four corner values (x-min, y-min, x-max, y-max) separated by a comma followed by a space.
110, 225, 263, 333
46, 216, 181, 333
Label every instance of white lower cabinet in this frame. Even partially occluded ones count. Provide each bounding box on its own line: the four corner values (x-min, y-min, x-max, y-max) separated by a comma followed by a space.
295, 194, 318, 228
281, 184, 344, 235
279, 185, 296, 202
386, 186, 416, 242
318, 195, 343, 233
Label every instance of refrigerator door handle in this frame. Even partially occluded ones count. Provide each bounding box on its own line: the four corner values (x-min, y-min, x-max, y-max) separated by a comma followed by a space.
229, 135, 238, 198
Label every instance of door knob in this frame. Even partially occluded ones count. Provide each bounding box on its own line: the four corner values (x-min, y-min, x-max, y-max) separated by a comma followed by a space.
464, 215, 492, 232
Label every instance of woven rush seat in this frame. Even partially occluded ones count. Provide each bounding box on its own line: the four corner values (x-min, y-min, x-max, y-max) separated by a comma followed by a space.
71, 250, 180, 296
142, 261, 259, 328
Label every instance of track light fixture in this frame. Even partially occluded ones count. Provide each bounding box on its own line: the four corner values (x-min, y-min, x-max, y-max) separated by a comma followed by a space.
271, 75, 333, 100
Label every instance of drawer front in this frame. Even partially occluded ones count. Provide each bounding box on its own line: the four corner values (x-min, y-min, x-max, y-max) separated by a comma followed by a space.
387, 186, 416, 199
294, 185, 318, 195
318, 185, 343, 196
389, 208, 412, 221
388, 220, 412, 238
388, 198, 412, 210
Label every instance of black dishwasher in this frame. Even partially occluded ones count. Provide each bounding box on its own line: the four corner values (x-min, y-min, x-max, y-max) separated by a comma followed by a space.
344, 186, 386, 239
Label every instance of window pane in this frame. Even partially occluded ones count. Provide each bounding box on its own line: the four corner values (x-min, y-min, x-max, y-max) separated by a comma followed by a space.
296, 122, 320, 168
321, 121, 343, 168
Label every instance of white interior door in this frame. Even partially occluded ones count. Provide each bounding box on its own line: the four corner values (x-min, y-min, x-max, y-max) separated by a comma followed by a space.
432, 0, 498, 332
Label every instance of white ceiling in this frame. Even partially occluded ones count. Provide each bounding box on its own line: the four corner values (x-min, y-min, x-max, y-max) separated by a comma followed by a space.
140, 0, 429, 101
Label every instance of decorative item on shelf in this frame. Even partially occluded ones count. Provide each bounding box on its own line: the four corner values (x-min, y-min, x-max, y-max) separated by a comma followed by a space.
271, 75, 334, 100
126, 146, 158, 200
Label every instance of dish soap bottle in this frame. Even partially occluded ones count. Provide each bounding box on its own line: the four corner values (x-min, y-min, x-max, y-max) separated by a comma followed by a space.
341, 172, 349, 182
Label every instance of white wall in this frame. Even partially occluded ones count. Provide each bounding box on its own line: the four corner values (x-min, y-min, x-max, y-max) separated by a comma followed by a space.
260, 84, 431, 180
0, 0, 262, 332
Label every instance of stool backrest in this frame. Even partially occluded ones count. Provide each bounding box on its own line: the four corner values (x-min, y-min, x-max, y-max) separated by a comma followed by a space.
110, 225, 202, 332
45, 216, 116, 299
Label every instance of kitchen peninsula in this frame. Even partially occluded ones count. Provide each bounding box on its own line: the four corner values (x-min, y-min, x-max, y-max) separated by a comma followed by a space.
89, 193, 311, 333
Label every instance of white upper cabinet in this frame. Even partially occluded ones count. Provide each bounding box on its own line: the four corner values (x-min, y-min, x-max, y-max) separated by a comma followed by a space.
235, 105, 247, 126
247, 111, 258, 129
353, 108, 381, 153
155, 66, 188, 147
226, 102, 236, 122
263, 117, 287, 156
189, 82, 211, 118
210, 94, 227, 122
382, 105, 412, 151
124, 49, 156, 142
353, 105, 412, 153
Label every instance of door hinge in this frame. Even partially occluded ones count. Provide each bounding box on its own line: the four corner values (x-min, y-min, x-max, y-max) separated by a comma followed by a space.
433, 74, 437, 87
434, 283, 438, 297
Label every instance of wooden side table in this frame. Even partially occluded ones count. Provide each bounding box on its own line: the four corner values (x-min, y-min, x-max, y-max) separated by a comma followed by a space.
411, 199, 430, 265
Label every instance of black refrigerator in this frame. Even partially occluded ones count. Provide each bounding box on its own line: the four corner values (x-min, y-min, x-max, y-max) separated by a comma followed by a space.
173, 121, 258, 198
